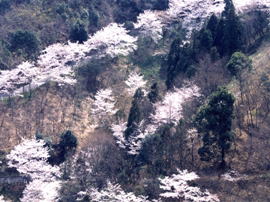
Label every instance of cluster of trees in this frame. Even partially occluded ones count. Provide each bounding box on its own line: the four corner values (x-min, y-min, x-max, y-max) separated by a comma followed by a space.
9, 30, 40, 58
166, 0, 269, 89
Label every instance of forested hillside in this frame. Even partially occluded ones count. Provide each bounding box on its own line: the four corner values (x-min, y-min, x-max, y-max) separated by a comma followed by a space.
0, 0, 270, 201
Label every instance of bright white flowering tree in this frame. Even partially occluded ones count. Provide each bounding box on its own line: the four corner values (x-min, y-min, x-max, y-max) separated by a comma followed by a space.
0, 195, 5, 202
125, 72, 147, 96
6, 139, 61, 202
151, 85, 200, 126
0, 23, 137, 97
111, 121, 127, 149
92, 88, 117, 126
159, 169, 220, 202
132, 0, 225, 39
134, 10, 163, 43
86, 23, 137, 58
111, 121, 146, 155
78, 181, 149, 202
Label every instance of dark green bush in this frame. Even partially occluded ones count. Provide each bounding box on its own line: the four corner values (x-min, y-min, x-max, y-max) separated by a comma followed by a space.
0, 0, 11, 14
9, 30, 39, 56
69, 21, 88, 43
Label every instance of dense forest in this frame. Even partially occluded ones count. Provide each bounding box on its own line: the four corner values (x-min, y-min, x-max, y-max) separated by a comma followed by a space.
0, 0, 270, 201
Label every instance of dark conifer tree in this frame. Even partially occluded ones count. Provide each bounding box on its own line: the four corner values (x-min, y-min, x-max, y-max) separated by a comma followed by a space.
195, 87, 235, 168
148, 83, 160, 103
69, 21, 88, 43
125, 88, 144, 139
223, 0, 243, 54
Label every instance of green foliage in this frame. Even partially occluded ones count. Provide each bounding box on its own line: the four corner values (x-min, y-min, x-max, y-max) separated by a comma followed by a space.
69, 21, 88, 43
223, 0, 243, 54
88, 9, 99, 27
0, 59, 8, 70
9, 30, 39, 57
254, 10, 269, 35
59, 130, 78, 151
48, 130, 77, 165
260, 73, 270, 92
125, 88, 144, 139
0, 0, 11, 14
195, 87, 235, 167
152, 0, 169, 10
139, 125, 173, 176
166, 39, 195, 89
210, 46, 220, 61
148, 83, 160, 103
199, 29, 213, 50
115, 0, 140, 23
226, 52, 252, 76
207, 14, 219, 36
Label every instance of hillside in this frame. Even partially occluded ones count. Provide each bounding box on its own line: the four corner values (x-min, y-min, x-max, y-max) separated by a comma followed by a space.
0, 0, 270, 202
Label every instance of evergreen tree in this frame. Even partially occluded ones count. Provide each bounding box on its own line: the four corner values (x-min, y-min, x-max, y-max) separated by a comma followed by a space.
213, 18, 225, 55
69, 21, 88, 43
223, 0, 243, 54
207, 14, 219, 36
125, 88, 144, 139
166, 39, 194, 89
148, 83, 160, 103
9, 30, 39, 57
199, 29, 213, 50
226, 52, 252, 76
195, 87, 235, 168
49, 130, 77, 165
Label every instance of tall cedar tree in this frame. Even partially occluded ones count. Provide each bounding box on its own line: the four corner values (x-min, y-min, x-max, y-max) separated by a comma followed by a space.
166, 39, 194, 89
195, 87, 235, 168
125, 88, 144, 139
223, 0, 243, 55
148, 83, 160, 103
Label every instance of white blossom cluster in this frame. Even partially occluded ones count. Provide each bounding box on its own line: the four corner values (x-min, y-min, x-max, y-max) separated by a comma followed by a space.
91, 88, 117, 126
111, 121, 147, 155
134, 0, 270, 41
77, 181, 149, 202
134, 0, 225, 41
0, 60, 76, 97
125, 72, 147, 96
111, 121, 127, 149
159, 169, 220, 202
6, 139, 61, 202
151, 85, 200, 125
0, 195, 5, 202
112, 85, 200, 155
221, 170, 247, 182
0, 23, 137, 97
134, 10, 163, 43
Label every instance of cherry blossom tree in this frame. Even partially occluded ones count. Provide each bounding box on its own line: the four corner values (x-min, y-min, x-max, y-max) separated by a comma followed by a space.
0, 23, 137, 97
111, 121, 127, 149
6, 139, 61, 202
134, 10, 163, 43
125, 72, 147, 96
91, 88, 117, 126
151, 85, 200, 125
86, 23, 137, 58
78, 181, 149, 202
159, 169, 219, 202
0, 195, 5, 202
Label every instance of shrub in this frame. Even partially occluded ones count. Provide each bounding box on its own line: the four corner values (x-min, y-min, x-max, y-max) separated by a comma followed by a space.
9, 30, 39, 56
226, 52, 252, 76
69, 21, 88, 43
